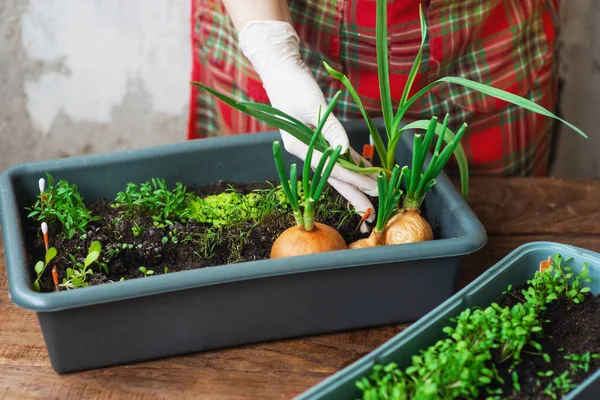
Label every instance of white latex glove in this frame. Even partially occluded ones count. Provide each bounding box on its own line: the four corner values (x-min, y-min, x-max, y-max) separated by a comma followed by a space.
238, 20, 378, 229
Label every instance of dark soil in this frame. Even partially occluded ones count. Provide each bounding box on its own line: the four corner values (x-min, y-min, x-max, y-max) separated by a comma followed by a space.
27, 181, 439, 292
476, 285, 600, 399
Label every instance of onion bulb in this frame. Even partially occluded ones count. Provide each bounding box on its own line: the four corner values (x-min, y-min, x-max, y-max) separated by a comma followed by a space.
348, 230, 384, 249
384, 209, 433, 245
270, 222, 346, 258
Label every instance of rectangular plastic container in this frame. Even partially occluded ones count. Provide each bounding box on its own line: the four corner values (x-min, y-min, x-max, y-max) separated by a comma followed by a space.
0, 120, 487, 373
296, 242, 600, 400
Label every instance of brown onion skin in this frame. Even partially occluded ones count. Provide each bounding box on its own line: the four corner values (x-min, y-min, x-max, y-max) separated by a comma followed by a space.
270, 222, 347, 258
384, 209, 433, 245
348, 230, 384, 249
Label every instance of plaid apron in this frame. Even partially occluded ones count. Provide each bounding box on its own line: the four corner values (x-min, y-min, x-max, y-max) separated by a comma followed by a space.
190, 0, 559, 176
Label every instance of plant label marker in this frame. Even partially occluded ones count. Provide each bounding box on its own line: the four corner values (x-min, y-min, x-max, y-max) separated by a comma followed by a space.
41, 222, 49, 253
52, 266, 59, 292
540, 256, 552, 272
355, 208, 373, 231
39, 177, 47, 208
362, 144, 375, 164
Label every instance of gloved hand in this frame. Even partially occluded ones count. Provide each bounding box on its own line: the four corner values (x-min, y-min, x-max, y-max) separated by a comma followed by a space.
238, 20, 378, 229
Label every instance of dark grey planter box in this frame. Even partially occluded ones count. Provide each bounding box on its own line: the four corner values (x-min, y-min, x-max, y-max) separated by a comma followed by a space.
0, 120, 487, 373
296, 242, 600, 400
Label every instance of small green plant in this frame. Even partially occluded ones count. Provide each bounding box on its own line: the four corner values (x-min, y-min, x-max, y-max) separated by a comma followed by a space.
32, 247, 57, 292
543, 371, 578, 400
564, 352, 600, 373
523, 254, 593, 307
163, 267, 169, 274
61, 241, 102, 289
512, 371, 521, 392
113, 178, 190, 225
26, 173, 100, 239
139, 266, 154, 277
354, 253, 594, 399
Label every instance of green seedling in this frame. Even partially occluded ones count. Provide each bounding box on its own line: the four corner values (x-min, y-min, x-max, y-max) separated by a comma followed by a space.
32, 246, 58, 292
113, 178, 190, 225
564, 352, 600, 373
354, 252, 594, 399
139, 266, 154, 277
26, 173, 100, 239
61, 241, 101, 290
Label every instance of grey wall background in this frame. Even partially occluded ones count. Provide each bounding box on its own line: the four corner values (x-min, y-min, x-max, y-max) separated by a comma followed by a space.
0, 0, 598, 177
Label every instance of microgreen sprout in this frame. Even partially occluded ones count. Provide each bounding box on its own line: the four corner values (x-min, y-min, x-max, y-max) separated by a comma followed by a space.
27, 173, 99, 239
564, 352, 600, 373
61, 241, 101, 290
139, 266, 154, 277
113, 178, 190, 225
354, 253, 595, 398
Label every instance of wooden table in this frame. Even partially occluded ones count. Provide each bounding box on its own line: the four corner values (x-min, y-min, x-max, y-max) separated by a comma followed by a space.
1, 178, 599, 399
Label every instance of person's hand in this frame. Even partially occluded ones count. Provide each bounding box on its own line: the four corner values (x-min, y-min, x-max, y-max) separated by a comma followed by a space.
238, 20, 377, 228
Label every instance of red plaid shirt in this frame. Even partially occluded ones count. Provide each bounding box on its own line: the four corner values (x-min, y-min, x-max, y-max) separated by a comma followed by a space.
190, 0, 559, 176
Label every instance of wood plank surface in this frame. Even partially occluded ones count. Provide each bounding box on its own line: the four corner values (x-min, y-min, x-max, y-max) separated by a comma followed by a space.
0, 178, 598, 399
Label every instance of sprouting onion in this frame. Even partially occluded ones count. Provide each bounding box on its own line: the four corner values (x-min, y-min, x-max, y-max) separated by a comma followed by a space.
270, 138, 346, 258
349, 165, 404, 249
385, 115, 467, 245
269, 98, 348, 258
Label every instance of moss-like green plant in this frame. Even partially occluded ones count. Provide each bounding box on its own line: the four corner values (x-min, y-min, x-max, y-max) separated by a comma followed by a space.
187, 191, 266, 227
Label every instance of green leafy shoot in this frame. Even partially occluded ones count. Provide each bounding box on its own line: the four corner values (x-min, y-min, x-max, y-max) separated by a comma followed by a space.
374, 165, 404, 232
270, 89, 344, 231
60, 241, 102, 290
190, 84, 382, 177
113, 178, 190, 226
139, 266, 154, 277
26, 173, 100, 239
564, 352, 600, 373
401, 115, 468, 210
273, 137, 342, 231
32, 247, 57, 292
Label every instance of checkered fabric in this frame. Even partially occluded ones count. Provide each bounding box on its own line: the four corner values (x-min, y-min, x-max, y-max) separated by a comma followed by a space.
190, 0, 560, 176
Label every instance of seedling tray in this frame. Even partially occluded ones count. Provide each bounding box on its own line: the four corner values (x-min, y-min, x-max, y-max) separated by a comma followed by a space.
0, 120, 486, 373
296, 242, 600, 400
